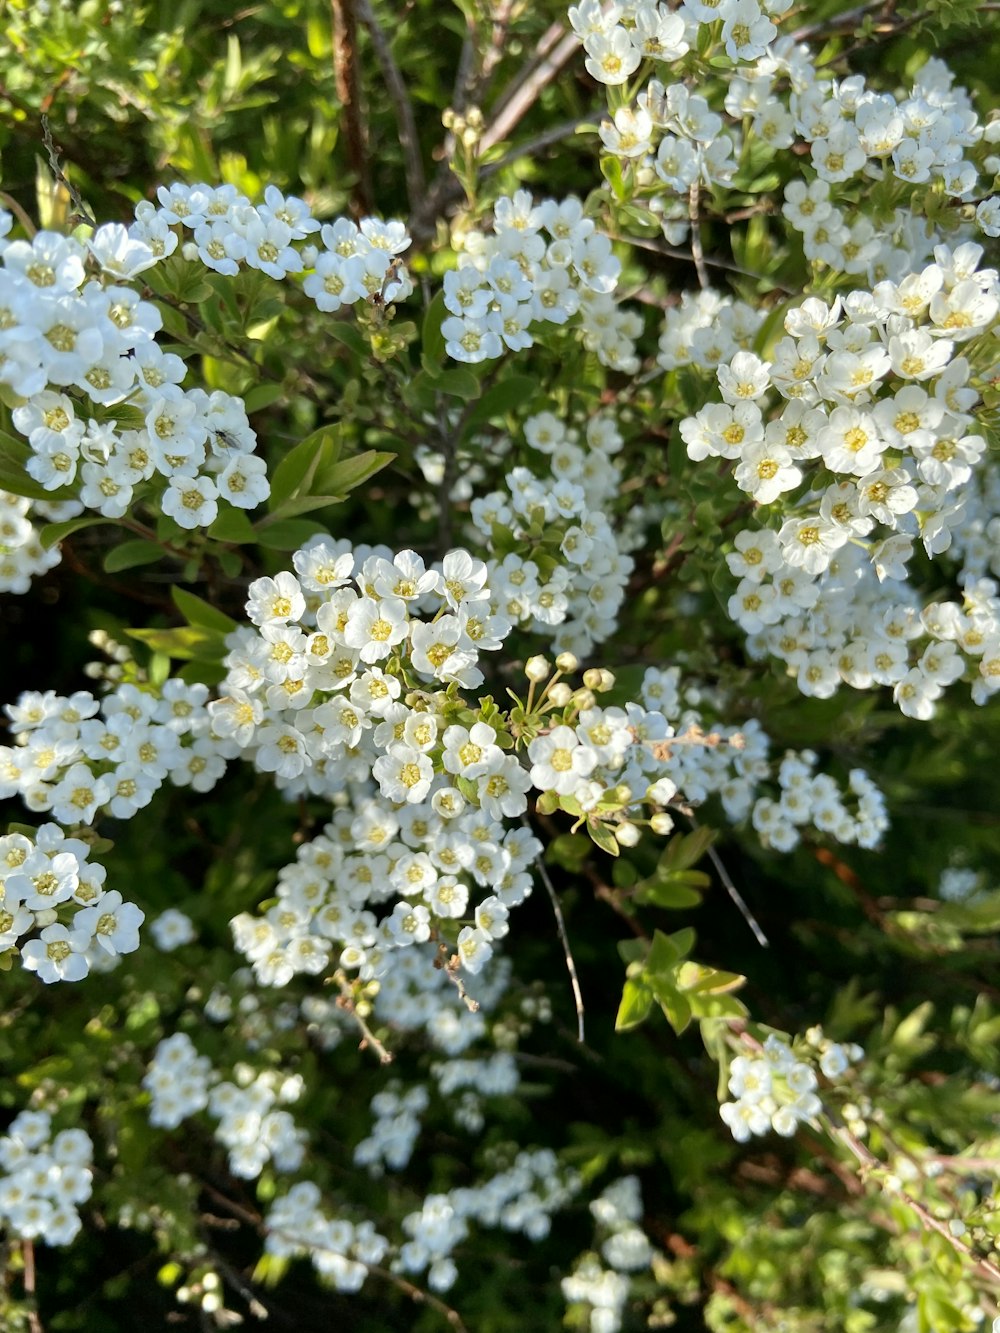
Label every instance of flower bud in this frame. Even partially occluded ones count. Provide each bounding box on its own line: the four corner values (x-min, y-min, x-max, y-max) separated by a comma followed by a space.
525, 655, 550, 683
650, 812, 674, 835
548, 683, 573, 706
614, 822, 640, 847
555, 651, 579, 674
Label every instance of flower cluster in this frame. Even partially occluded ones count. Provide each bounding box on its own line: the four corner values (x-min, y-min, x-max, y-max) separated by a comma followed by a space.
563, 1175, 655, 1333
719, 1031, 862, 1142
143, 1033, 307, 1178
677, 245, 1000, 717
0, 819, 138, 983
265, 1181, 389, 1293
0, 490, 67, 594
354, 1083, 429, 1175
443, 190, 640, 372
0, 1111, 93, 1246
640, 668, 888, 851
0, 188, 411, 586
395, 1148, 579, 1292
468, 409, 637, 657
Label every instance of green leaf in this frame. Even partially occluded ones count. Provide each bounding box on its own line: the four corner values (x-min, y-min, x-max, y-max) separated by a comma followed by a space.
103, 540, 164, 573
616, 978, 654, 1032
326, 320, 369, 358
125, 625, 228, 663
268, 424, 343, 510
178, 660, 228, 687
421, 289, 448, 369
587, 820, 619, 857
436, 368, 481, 400
208, 506, 257, 544
217, 548, 243, 579
244, 383, 287, 413
39, 516, 110, 550
256, 518, 330, 550
677, 962, 746, 995
264, 494, 345, 520
317, 448, 395, 497
171, 586, 238, 634
635, 876, 705, 910
660, 828, 717, 874
463, 375, 537, 430
658, 987, 693, 1035
647, 928, 681, 974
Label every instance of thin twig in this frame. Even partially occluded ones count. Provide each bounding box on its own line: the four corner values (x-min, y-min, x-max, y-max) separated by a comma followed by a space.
688, 812, 769, 948
480, 112, 596, 178
355, 0, 425, 212
688, 181, 708, 292
200, 1184, 469, 1330
826, 1112, 1000, 1287
0, 190, 36, 237
40, 114, 95, 229
530, 831, 586, 1043
479, 29, 581, 155
330, 0, 373, 217
333, 974, 393, 1063
705, 842, 769, 948
607, 230, 796, 295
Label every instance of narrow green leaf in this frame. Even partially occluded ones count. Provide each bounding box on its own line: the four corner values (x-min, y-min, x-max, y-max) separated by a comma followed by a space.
463, 375, 537, 429
421, 289, 448, 368
660, 827, 717, 874
103, 540, 164, 573
208, 506, 257, 544
317, 448, 394, 497
257, 518, 329, 550
587, 821, 620, 857
635, 878, 704, 910
243, 383, 286, 413
39, 516, 109, 550
125, 625, 228, 662
326, 321, 368, 357
265, 494, 345, 521
436, 368, 481, 400
171, 586, 238, 634
269, 425, 342, 510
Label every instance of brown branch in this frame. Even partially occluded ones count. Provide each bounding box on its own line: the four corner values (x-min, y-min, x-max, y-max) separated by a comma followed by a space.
355, 0, 425, 212
826, 1112, 1000, 1287
330, 0, 373, 217
333, 974, 394, 1063
479, 28, 581, 155
22, 1239, 43, 1333
688, 182, 708, 291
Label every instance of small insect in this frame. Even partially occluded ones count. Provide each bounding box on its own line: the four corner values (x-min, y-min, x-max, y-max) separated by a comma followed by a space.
213, 428, 241, 453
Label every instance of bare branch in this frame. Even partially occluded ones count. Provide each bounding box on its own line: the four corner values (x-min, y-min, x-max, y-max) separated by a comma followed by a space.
530, 830, 586, 1043
355, 0, 426, 212
40, 114, 95, 229
330, 0, 373, 217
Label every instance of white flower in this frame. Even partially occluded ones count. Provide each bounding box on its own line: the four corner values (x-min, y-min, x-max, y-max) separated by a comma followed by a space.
372, 744, 434, 803
161, 473, 219, 529
75, 891, 144, 956
21, 924, 92, 983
